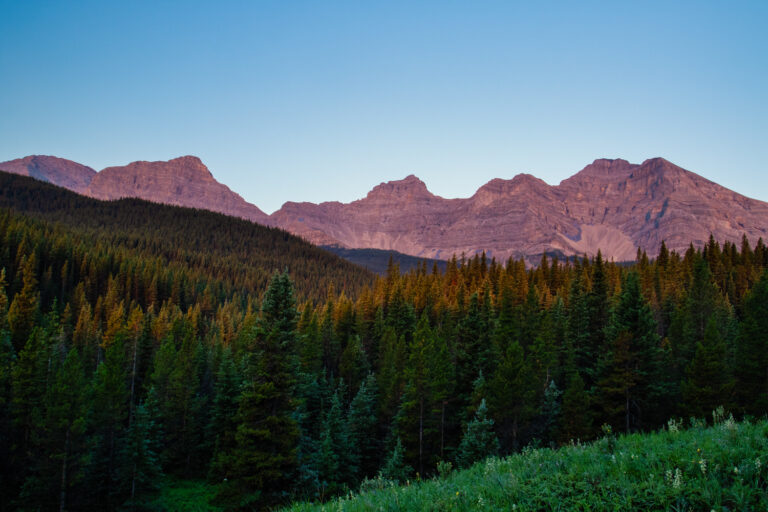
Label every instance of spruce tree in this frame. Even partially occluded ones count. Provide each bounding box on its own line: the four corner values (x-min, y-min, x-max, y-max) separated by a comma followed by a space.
118, 387, 163, 510
8, 255, 39, 351
735, 270, 768, 415
218, 271, 300, 509
88, 337, 129, 507
347, 373, 380, 480
597, 271, 664, 432
456, 399, 499, 468
379, 437, 412, 483
682, 318, 734, 419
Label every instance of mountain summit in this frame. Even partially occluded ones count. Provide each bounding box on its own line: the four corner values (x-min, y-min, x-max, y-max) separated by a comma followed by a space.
272, 158, 768, 261
2, 155, 766, 262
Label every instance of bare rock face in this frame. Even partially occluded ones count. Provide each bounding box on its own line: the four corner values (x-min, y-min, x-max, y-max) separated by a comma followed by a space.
85, 156, 272, 225
0, 155, 96, 193
272, 158, 768, 261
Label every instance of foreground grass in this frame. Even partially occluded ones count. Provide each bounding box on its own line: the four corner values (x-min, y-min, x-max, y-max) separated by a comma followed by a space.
284, 418, 768, 511
148, 478, 223, 512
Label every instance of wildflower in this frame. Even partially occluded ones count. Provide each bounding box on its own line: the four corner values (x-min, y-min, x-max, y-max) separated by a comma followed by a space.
733, 466, 739, 474
756, 458, 762, 470
672, 468, 683, 489
699, 459, 707, 475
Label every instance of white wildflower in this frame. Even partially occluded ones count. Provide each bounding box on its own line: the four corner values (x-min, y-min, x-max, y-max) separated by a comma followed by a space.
673, 468, 683, 489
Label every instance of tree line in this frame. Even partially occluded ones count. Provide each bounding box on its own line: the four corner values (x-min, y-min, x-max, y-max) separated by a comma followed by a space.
0, 173, 767, 510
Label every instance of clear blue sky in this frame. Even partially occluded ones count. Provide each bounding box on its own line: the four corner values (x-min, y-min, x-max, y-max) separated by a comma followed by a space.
1, 1, 766, 213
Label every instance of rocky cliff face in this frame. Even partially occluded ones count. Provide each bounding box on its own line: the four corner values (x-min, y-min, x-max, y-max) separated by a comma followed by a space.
85, 156, 271, 225
272, 158, 768, 262
0, 155, 96, 193
2, 154, 766, 262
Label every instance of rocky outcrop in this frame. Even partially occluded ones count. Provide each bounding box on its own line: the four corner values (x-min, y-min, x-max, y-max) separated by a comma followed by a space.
85, 156, 272, 225
272, 158, 768, 261
0, 155, 96, 193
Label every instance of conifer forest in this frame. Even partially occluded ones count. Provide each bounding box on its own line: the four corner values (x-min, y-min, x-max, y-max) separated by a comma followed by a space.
1, 174, 767, 510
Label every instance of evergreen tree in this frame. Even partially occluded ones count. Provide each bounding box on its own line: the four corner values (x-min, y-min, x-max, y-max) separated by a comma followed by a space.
379, 437, 412, 483
456, 399, 499, 468
218, 271, 300, 509
8, 255, 39, 351
118, 387, 164, 511
735, 270, 768, 415
347, 373, 380, 480
559, 370, 592, 442
318, 386, 351, 496
20, 347, 89, 512
487, 337, 531, 451
682, 318, 734, 418
88, 337, 129, 507
596, 272, 664, 432
207, 348, 242, 480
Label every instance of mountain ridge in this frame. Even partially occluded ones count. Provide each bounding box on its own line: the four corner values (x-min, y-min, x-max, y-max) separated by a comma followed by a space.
2, 154, 767, 262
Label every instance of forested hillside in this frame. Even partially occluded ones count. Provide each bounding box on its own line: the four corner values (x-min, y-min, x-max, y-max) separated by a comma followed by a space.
0, 173, 375, 304
1, 171, 767, 510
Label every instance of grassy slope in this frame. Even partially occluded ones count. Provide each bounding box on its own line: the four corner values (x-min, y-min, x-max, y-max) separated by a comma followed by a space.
284, 418, 768, 511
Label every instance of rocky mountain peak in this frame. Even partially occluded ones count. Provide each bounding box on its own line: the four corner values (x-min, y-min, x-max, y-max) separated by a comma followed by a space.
365, 174, 434, 202
0, 155, 96, 193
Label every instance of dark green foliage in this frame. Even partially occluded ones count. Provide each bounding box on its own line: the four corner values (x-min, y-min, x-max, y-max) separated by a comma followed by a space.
597, 272, 665, 432
4, 171, 768, 509
217, 271, 301, 509
346, 373, 380, 480
735, 270, 768, 415
682, 318, 734, 418
7, 255, 39, 351
380, 437, 413, 483
118, 388, 164, 510
456, 399, 499, 469
207, 348, 241, 481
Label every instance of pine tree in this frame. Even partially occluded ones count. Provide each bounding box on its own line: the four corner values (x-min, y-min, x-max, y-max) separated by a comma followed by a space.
456, 399, 499, 468
118, 387, 164, 510
207, 348, 241, 481
487, 337, 531, 451
379, 437, 412, 483
8, 255, 39, 351
318, 387, 350, 496
88, 337, 129, 507
682, 318, 734, 419
21, 347, 89, 512
596, 272, 664, 433
218, 271, 300, 509
0, 268, 16, 504
347, 373, 380, 480
735, 270, 768, 415
559, 370, 592, 442
339, 335, 369, 397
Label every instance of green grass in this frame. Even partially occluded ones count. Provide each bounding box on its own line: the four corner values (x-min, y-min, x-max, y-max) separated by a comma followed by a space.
283, 417, 768, 511
147, 478, 223, 512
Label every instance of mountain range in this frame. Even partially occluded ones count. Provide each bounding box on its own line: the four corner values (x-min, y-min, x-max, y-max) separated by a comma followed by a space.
2, 154, 767, 262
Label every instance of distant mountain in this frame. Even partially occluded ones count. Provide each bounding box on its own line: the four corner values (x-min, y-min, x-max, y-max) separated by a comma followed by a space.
0, 155, 96, 193
3, 154, 767, 262
273, 158, 768, 262
0, 155, 271, 226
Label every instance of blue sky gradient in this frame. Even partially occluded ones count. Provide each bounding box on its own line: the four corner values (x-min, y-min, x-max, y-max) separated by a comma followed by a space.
1, 1, 766, 212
